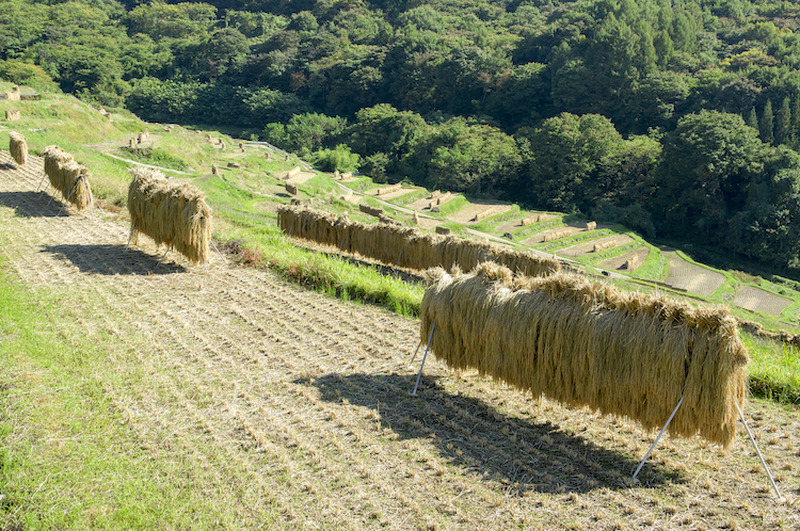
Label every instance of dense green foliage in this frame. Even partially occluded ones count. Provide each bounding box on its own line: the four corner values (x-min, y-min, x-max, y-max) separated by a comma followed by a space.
4, 0, 800, 271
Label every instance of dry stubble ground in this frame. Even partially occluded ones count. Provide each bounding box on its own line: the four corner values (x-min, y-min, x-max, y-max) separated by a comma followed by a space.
1, 153, 799, 530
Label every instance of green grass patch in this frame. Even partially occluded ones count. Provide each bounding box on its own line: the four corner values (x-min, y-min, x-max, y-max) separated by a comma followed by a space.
224, 225, 424, 317
0, 267, 267, 529
743, 333, 800, 404
631, 246, 669, 282
119, 146, 189, 171
433, 195, 468, 218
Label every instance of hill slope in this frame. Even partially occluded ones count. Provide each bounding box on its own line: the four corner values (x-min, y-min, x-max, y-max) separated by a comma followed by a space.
1, 148, 799, 529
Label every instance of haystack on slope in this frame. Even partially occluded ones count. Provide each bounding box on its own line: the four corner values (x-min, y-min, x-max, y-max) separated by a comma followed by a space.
5, 109, 20, 121
420, 264, 749, 447
8, 131, 27, 166
277, 205, 560, 277
42, 145, 94, 210
127, 167, 212, 264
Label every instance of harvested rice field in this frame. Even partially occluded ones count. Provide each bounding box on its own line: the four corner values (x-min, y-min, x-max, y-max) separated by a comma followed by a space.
367, 187, 416, 201
522, 225, 583, 245
285, 170, 317, 185
447, 201, 513, 224
663, 250, 726, 297
559, 235, 635, 258
734, 286, 793, 318
407, 193, 456, 212
1, 152, 799, 529
493, 214, 557, 235
598, 246, 650, 272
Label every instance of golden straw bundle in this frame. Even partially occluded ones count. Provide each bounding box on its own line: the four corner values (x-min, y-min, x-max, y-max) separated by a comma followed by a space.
42, 145, 94, 210
127, 167, 212, 264
420, 263, 749, 446
359, 203, 384, 217
8, 131, 27, 166
277, 205, 560, 277
5, 109, 20, 121
593, 239, 616, 252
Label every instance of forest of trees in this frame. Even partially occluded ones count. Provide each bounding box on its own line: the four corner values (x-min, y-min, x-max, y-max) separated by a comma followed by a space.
3, 0, 800, 272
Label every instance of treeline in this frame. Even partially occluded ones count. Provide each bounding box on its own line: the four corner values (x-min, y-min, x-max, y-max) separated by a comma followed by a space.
2, 0, 800, 271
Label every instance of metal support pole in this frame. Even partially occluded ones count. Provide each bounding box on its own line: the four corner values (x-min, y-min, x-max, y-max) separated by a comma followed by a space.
211, 240, 226, 262
736, 402, 783, 501
633, 394, 685, 481
81, 178, 94, 220
156, 237, 177, 266
411, 319, 436, 396
125, 222, 136, 251
36, 173, 48, 193
393, 248, 404, 272
57, 182, 77, 216
409, 341, 423, 364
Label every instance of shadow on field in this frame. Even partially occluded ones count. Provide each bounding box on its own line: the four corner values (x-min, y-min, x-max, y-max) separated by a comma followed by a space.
303, 373, 679, 495
0, 162, 16, 171
41, 244, 186, 275
0, 191, 70, 218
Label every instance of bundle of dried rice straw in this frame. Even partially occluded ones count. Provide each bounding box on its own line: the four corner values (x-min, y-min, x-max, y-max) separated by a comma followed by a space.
8, 131, 27, 166
42, 145, 94, 210
420, 263, 749, 447
278, 205, 559, 277
127, 167, 212, 264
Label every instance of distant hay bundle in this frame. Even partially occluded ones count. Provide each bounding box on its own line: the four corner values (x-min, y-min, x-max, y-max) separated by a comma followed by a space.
285, 183, 298, 195
359, 203, 384, 217
473, 207, 497, 222
4, 85, 20, 101
593, 239, 617, 252
585, 221, 597, 231
9, 131, 28, 166
625, 256, 639, 270
341, 172, 353, 179
420, 264, 749, 447
286, 166, 301, 179
277, 205, 559, 277
5, 109, 20, 121
375, 183, 402, 195
42, 145, 94, 210
435, 225, 451, 235
127, 167, 212, 264
543, 228, 572, 242
430, 190, 442, 199
520, 214, 541, 226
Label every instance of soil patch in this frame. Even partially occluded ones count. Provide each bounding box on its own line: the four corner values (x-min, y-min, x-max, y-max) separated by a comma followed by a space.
448, 201, 513, 224
559, 235, 635, 258
598, 246, 650, 272
368, 187, 416, 201
733, 286, 792, 317
663, 251, 726, 297
286, 171, 316, 185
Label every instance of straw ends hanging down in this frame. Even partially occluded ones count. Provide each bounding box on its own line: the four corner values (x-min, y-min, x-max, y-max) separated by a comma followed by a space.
127, 167, 212, 265
420, 263, 749, 447
42, 145, 94, 210
277, 204, 561, 278
9, 131, 28, 166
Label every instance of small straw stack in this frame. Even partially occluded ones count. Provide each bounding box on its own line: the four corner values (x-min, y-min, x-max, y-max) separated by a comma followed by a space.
42, 145, 94, 210
278, 205, 560, 277
8, 131, 28, 166
127, 167, 212, 264
420, 263, 749, 447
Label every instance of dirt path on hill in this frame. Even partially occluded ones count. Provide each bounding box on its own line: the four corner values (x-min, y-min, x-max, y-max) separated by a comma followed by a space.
1, 152, 798, 529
